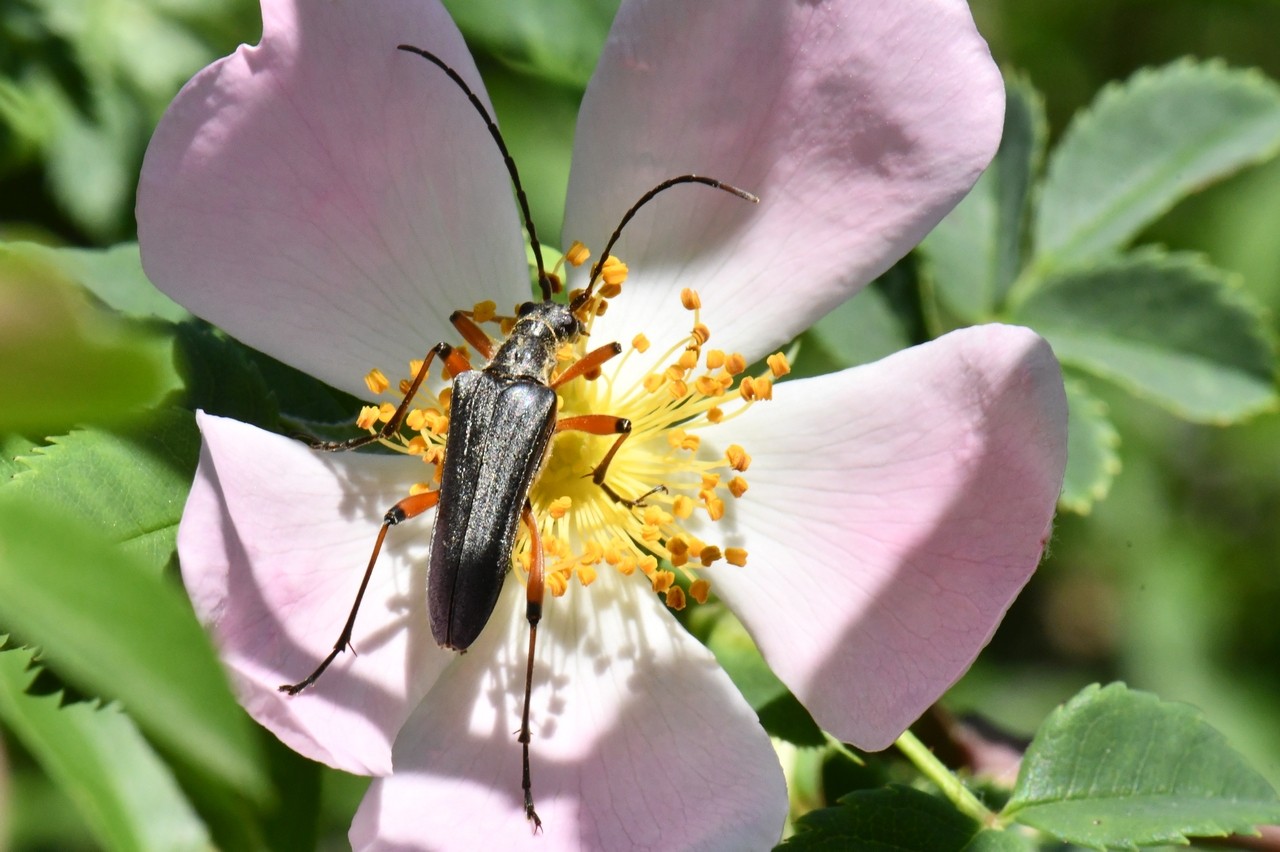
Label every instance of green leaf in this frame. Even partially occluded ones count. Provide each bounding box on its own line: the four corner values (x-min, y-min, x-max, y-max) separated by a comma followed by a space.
0, 433, 37, 480
2, 409, 199, 575
1010, 250, 1277, 423
0, 498, 269, 804
1003, 682, 1280, 848
2, 0, 257, 238
800, 284, 913, 377
479, 58, 579, 245
922, 75, 1046, 321
1059, 377, 1120, 514
8, 242, 189, 323
444, 0, 617, 88
1035, 60, 1280, 268
0, 245, 181, 433
778, 786, 1013, 851
0, 645, 212, 852
173, 322, 280, 429
687, 605, 824, 746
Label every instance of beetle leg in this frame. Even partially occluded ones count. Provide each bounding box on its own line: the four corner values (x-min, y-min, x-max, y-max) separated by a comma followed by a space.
550, 342, 621, 388
554, 414, 665, 507
278, 488, 440, 695
519, 501, 544, 832
448, 310, 498, 360
310, 342, 471, 452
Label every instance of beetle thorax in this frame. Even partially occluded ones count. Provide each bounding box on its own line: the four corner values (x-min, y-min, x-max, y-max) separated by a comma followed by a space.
487, 300, 583, 382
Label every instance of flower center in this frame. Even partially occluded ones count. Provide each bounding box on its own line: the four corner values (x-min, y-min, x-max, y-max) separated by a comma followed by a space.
356, 242, 789, 611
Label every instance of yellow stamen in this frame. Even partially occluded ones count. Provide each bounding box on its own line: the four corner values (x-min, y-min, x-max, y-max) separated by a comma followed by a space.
601, 256, 628, 287
665, 585, 687, 611
365, 368, 390, 395
351, 248, 773, 623
549, 496, 572, 520
705, 497, 725, 521
726, 445, 752, 471
768, 352, 791, 377
565, 241, 590, 267
695, 375, 724, 397
356, 405, 381, 431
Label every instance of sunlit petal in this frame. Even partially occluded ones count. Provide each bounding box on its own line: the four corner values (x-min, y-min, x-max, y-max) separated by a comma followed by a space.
181, 412, 449, 774
351, 574, 786, 850
138, 0, 528, 399
564, 0, 1005, 369
696, 326, 1067, 749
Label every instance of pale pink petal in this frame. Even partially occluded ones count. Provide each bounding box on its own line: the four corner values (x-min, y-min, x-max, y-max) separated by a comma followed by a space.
351, 571, 786, 850
696, 326, 1067, 750
564, 0, 1004, 369
138, 0, 528, 399
181, 412, 451, 774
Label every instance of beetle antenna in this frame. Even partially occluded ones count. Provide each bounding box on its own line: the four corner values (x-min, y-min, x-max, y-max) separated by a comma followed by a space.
398, 44, 553, 301
571, 175, 759, 313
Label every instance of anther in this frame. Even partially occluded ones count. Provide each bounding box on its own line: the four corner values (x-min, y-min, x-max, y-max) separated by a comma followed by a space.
565, 241, 590, 267
365, 368, 390, 395
726, 445, 752, 471
767, 352, 791, 377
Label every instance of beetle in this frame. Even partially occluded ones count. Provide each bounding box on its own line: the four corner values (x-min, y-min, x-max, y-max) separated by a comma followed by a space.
277, 43, 757, 829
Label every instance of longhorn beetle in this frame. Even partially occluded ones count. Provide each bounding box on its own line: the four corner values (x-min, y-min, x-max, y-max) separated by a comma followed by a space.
278, 43, 758, 829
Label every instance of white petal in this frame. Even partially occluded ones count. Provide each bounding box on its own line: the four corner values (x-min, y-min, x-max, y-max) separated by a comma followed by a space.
352, 572, 786, 850
564, 0, 1004, 369
138, 0, 528, 398
697, 326, 1067, 749
181, 412, 449, 774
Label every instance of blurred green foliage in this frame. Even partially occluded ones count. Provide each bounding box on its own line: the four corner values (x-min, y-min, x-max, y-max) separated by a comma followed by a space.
3, 0, 1280, 849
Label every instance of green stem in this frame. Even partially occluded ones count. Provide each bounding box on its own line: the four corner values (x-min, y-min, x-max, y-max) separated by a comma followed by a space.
895, 729, 997, 826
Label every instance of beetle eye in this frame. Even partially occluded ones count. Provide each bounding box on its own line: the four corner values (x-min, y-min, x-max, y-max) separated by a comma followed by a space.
517, 301, 537, 316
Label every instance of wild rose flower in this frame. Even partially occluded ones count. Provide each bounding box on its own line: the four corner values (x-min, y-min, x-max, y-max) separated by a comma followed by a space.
137, 0, 1068, 848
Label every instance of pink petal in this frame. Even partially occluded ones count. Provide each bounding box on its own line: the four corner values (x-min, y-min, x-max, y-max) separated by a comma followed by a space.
138, 0, 528, 399
181, 412, 451, 774
564, 0, 1004, 367
699, 326, 1067, 750
351, 572, 786, 850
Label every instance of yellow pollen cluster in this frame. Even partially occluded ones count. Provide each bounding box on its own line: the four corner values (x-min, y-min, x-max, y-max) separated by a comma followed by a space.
352, 243, 787, 615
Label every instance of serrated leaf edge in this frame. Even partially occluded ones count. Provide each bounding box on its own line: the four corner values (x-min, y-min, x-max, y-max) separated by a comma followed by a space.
1035, 58, 1280, 269
1015, 248, 1279, 423
1059, 375, 1121, 515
